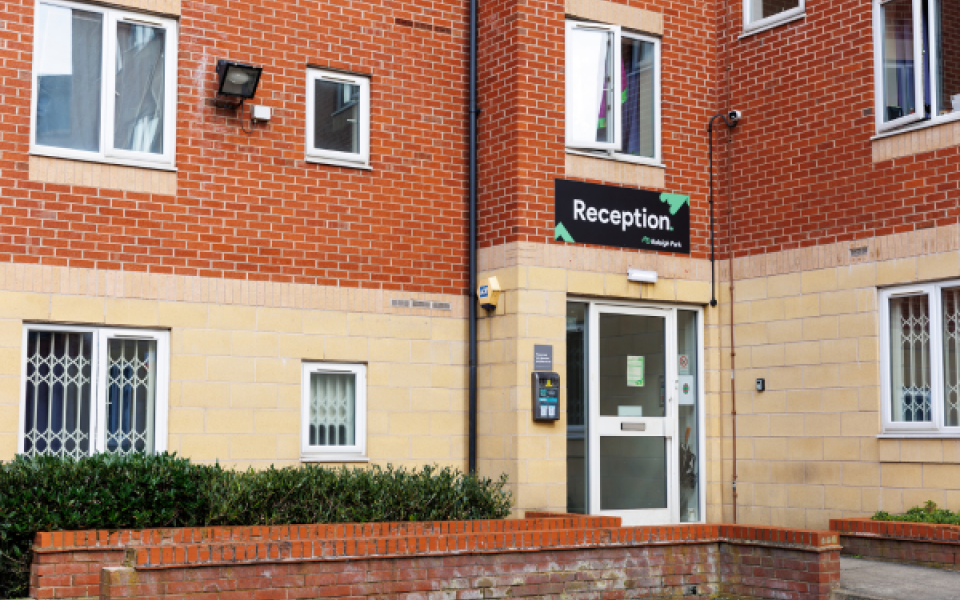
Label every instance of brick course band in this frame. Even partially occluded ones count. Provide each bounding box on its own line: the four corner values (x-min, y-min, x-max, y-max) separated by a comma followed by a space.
30, 515, 842, 600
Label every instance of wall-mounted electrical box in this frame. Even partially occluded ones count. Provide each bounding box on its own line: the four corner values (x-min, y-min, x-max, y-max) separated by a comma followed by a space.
532, 372, 560, 421
478, 276, 501, 312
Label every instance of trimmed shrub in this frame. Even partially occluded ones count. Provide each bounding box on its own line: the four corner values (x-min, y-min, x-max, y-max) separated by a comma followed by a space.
0, 453, 512, 599
873, 500, 960, 525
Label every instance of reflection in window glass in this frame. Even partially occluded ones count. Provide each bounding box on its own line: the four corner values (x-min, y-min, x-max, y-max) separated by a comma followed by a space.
621, 36, 655, 159
936, 0, 960, 116
881, 0, 919, 122
314, 80, 360, 154
567, 26, 615, 146
566, 302, 588, 514
747, 0, 800, 23
114, 22, 165, 154
677, 311, 699, 522
35, 4, 102, 152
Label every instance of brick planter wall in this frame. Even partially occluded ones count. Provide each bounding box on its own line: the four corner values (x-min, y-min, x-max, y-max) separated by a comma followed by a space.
830, 518, 960, 570
31, 515, 841, 600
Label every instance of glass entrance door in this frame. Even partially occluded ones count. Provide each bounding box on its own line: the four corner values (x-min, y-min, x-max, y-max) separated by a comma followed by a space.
588, 305, 678, 525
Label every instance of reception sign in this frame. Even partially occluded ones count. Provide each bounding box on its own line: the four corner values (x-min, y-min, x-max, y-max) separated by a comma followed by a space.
554, 179, 690, 254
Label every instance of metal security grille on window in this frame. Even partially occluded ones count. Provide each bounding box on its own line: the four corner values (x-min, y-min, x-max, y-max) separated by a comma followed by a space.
890, 295, 932, 422
105, 339, 156, 454
309, 372, 356, 446
942, 288, 960, 426
24, 332, 93, 458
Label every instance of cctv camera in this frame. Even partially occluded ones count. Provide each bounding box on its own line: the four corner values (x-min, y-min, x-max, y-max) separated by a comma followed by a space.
728, 110, 742, 125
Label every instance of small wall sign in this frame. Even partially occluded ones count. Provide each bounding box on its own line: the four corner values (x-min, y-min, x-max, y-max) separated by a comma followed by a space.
534, 345, 553, 371
554, 179, 691, 254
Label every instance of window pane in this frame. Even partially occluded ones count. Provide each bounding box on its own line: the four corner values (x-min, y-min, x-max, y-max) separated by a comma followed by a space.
599, 436, 667, 510
889, 295, 932, 423
943, 288, 960, 427
677, 310, 699, 523
747, 0, 800, 23
23, 331, 93, 458
936, 0, 960, 116
35, 4, 102, 152
308, 372, 356, 446
621, 37, 655, 158
881, 0, 920, 122
314, 80, 360, 154
567, 27, 614, 145
105, 338, 157, 454
566, 302, 588, 514
114, 22, 165, 154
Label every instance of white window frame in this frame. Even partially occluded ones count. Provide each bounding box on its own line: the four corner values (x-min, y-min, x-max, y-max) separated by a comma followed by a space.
743, 0, 805, 35
300, 362, 368, 462
305, 69, 371, 169
564, 20, 661, 165
880, 282, 960, 437
29, 0, 178, 169
17, 324, 170, 456
872, 0, 960, 134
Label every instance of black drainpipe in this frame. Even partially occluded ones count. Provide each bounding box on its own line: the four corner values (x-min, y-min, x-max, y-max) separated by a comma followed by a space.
467, 0, 479, 474
707, 112, 738, 307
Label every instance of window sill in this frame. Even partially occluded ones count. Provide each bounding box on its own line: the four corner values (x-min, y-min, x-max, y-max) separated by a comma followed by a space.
871, 112, 960, 141
565, 149, 665, 169
305, 156, 372, 170
300, 454, 370, 463
740, 11, 805, 38
877, 433, 960, 439
30, 149, 177, 172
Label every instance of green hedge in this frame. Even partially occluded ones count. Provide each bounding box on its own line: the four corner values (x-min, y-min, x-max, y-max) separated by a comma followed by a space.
0, 453, 512, 599
873, 500, 960, 525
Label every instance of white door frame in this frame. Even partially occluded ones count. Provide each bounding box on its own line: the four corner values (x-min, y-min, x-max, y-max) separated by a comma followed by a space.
574, 298, 706, 526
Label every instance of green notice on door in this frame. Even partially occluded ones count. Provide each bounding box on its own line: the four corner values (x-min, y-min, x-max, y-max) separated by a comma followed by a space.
627, 356, 645, 387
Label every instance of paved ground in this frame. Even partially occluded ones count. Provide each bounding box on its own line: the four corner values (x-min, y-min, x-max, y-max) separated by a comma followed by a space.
838, 557, 960, 599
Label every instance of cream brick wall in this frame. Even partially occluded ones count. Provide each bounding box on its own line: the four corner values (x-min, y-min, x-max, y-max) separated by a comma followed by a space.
722, 230, 960, 529
0, 263, 467, 470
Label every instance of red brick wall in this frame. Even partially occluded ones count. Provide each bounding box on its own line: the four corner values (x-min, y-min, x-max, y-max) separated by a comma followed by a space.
478, 0, 722, 260
719, 0, 960, 258
31, 517, 842, 600
0, 0, 470, 294
831, 518, 960, 570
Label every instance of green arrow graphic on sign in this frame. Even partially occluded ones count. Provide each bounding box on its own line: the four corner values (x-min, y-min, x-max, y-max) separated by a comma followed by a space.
555, 222, 575, 243
659, 192, 690, 216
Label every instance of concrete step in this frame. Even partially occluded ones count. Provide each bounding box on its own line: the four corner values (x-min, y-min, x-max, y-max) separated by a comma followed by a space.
837, 557, 960, 600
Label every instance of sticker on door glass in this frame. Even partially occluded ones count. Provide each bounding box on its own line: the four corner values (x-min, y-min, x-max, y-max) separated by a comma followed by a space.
678, 354, 690, 375
627, 356, 645, 387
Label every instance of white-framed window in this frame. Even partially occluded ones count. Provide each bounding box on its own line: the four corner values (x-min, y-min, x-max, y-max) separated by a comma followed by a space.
743, 0, 805, 34
565, 20, 661, 165
306, 68, 370, 169
18, 325, 170, 457
873, 0, 960, 133
300, 362, 367, 461
30, 0, 178, 169
880, 282, 960, 436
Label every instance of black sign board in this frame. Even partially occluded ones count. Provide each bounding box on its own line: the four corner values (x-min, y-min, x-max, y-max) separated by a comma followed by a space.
554, 179, 690, 254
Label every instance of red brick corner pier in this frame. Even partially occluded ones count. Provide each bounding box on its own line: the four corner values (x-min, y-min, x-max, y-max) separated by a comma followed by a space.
31, 513, 841, 600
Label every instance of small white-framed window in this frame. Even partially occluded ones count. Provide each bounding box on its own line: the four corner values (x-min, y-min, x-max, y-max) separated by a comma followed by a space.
565, 20, 661, 165
743, 0, 805, 34
300, 362, 367, 461
880, 282, 960, 436
30, 0, 178, 169
18, 325, 170, 457
873, 0, 960, 133
306, 68, 371, 168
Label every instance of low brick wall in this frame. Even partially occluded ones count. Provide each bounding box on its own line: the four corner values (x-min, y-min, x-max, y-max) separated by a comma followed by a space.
830, 518, 960, 571
33, 515, 842, 600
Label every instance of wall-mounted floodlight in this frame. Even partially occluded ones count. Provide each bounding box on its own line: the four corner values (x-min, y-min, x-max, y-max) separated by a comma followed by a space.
627, 269, 658, 284
215, 60, 263, 108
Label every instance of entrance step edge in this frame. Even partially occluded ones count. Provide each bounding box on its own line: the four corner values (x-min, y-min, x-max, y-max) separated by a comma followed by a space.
831, 589, 896, 600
